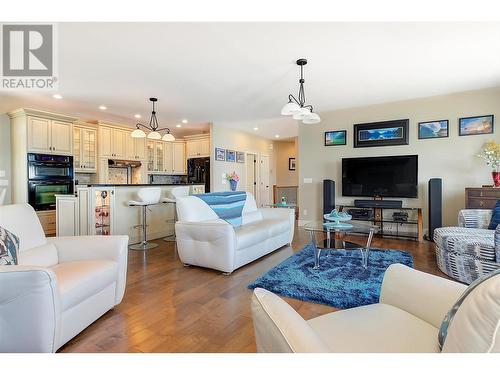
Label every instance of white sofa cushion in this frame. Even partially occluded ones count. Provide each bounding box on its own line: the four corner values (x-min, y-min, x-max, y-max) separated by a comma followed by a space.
51, 260, 118, 311
0, 204, 46, 251
251, 288, 329, 353
18, 243, 59, 267
235, 221, 269, 250
308, 303, 440, 353
265, 218, 291, 237
442, 270, 500, 353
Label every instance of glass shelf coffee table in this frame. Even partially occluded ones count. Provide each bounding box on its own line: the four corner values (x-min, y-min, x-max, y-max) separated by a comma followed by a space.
303, 221, 380, 269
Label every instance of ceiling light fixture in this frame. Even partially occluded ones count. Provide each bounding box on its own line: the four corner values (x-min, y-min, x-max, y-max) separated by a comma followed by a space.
99, 105, 107, 110
253, 127, 259, 131
134, 114, 141, 119
131, 98, 175, 141
176, 124, 182, 128
182, 119, 188, 124
52, 94, 63, 99
275, 134, 280, 138
281, 58, 320, 124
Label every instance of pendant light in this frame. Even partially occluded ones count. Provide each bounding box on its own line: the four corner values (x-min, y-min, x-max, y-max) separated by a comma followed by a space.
131, 98, 176, 141
281, 59, 321, 124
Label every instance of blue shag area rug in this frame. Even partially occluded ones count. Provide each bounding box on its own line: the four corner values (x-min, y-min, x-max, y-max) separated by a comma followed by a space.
248, 243, 413, 309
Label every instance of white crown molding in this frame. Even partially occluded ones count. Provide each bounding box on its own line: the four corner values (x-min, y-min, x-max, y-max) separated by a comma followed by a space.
7, 108, 79, 122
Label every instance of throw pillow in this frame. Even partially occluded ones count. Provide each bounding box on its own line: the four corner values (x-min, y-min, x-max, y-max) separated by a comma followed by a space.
0, 226, 19, 265
438, 268, 500, 350
488, 199, 500, 230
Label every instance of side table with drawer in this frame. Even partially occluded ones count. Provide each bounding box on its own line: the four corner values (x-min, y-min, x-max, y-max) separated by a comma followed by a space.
465, 187, 500, 209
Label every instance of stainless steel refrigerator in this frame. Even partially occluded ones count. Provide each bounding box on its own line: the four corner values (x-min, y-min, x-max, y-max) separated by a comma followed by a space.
187, 157, 210, 192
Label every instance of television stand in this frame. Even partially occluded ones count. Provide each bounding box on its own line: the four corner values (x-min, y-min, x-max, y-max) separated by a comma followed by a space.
339, 204, 423, 242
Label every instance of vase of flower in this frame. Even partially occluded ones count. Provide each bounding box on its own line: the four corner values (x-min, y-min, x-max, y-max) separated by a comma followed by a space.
478, 141, 500, 188
493, 171, 500, 188
225, 171, 240, 192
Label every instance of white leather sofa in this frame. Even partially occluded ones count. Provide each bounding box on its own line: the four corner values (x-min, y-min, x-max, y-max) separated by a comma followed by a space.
0, 204, 128, 352
175, 193, 294, 273
252, 264, 500, 352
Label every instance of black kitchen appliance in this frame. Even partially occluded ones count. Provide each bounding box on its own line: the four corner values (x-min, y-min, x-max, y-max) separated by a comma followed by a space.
187, 157, 210, 192
27, 153, 74, 210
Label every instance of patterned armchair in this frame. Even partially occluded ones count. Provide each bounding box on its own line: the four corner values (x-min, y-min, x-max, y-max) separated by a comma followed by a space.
434, 209, 500, 284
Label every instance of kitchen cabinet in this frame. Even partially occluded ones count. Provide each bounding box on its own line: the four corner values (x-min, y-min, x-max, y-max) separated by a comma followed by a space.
147, 140, 186, 174
172, 141, 187, 174
186, 135, 210, 158
99, 126, 127, 159
74, 125, 97, 173
126, 134, 146, 160
56, 195, 79, 236
27, 116, 73, 155
36, 210, 57, 237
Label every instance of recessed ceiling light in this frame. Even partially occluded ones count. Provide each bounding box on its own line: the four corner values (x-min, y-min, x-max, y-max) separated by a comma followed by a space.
275, 134, 280, 138
182, 119, 188, 124
52, 94, 63, 99
99, 105, 107, 110
134, 114, 141, 119
176, 124, 182, 128
253, 127, 259, 131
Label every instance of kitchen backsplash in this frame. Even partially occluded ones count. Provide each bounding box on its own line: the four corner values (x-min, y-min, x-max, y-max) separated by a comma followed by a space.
150, 174, 187, 184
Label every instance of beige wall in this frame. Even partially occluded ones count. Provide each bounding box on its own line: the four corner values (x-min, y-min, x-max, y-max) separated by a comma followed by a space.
0, 114, 11, 204
299, 87, 500, 231
274, 139, 298, 186
211, 124, 275, 202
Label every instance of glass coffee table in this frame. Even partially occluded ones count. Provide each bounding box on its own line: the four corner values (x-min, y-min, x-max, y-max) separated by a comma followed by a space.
303, 221, 379, 269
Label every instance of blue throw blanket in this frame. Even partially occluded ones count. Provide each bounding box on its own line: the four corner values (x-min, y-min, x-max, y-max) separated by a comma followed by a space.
195, 191, 247, 227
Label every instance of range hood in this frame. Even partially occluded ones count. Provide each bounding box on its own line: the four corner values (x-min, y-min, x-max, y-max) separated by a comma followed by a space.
108, 159, 142, 168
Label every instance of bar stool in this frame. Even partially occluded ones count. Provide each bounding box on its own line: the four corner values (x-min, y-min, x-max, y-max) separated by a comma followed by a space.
128, 187, 161, 251
162, 186, 190, 242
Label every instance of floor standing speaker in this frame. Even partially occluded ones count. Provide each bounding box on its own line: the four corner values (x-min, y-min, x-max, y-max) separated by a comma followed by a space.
323, 179, 336, 215
426, 178, 442, 241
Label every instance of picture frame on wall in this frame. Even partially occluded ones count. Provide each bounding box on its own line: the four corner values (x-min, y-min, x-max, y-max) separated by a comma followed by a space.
324, 130, 347, 146
458, 115, 494, 136
353, 119, 409, 148
288, 158, 296, 171
418, 120, 449, 139
215, 147, 226, 161
226, 149, 236, 162
236, 151, 245, 163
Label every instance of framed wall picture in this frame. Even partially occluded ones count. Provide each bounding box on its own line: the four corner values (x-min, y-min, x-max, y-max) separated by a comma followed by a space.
353, 119, 409, 148
418, 120, 449, 139
324, 130, 347, 146
459, 115, 494, 136
288, 158, 296, 171
215, 147, 226, 161
226, 149, 236, 162
236, 151, 245, 163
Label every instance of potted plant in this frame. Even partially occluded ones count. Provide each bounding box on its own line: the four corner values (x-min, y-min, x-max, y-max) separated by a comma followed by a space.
477, 141, 500, 187
225, 171, 240, 191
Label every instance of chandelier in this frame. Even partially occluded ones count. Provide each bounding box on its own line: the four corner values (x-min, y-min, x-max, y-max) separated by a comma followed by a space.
131, 98, 175, 141
280, 59, 320, 124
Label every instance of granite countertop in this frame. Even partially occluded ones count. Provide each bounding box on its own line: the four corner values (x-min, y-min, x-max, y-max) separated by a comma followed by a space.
78, 183, 205, 187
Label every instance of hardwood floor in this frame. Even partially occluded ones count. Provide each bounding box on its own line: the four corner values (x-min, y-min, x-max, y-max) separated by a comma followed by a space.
59, 226, 443, 353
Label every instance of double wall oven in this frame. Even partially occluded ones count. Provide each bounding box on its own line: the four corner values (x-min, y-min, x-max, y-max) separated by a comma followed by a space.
28, 153, 74, 211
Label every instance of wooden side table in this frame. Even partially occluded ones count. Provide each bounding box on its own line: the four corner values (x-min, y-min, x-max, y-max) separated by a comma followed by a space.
465, 187, 500, 209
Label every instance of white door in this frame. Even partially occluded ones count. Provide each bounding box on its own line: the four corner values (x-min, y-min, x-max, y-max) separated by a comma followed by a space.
199, 138, 210, 157
51, 121, 73, 155
164, 141, 173, 173
27, 117, 51, 153
172, 142, 186, 174
113, 129, 127, 158
135, 137, 146, 160
259, 155, 271, 207
246, 153, 257, 199
125, 131, 136, 160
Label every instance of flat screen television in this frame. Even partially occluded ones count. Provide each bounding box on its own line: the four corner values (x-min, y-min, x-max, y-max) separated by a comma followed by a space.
342, 155, 418, 198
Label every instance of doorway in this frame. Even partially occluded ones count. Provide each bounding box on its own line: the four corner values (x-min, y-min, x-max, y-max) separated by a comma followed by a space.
245, 153, 257, 199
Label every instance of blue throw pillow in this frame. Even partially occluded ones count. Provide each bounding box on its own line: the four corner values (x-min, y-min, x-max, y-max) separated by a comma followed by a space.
0, 226, 19, 265
488, 199, 500, 230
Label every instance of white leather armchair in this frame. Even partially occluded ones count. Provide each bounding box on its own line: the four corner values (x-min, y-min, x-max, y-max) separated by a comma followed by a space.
0, 204, 128, 352
175, 193, 294, 273
252, 264, 500, 352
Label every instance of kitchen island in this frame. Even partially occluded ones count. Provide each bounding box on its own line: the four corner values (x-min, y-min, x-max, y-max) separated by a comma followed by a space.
55, 183, 205, 244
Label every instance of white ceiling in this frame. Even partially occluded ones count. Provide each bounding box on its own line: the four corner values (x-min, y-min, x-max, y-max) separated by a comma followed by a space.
1, 22, 500, 139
